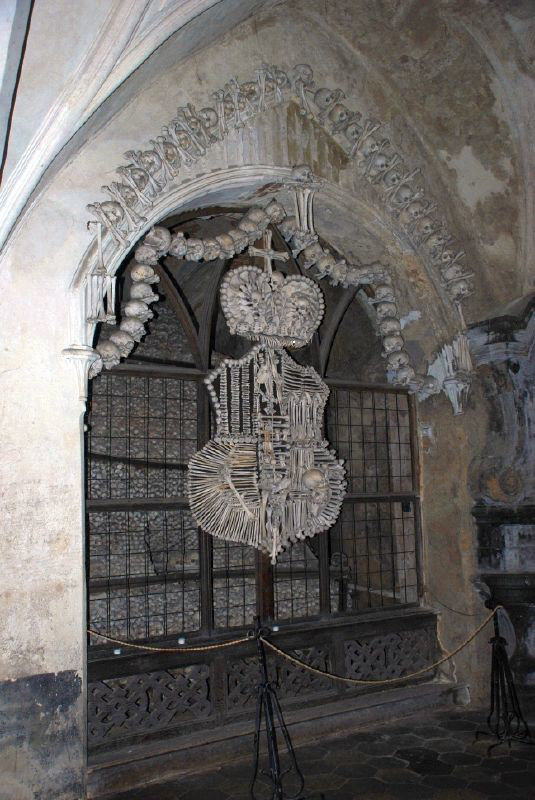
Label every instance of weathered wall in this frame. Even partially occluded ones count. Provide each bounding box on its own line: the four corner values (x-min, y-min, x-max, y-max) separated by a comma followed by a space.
1, 0, 534, 796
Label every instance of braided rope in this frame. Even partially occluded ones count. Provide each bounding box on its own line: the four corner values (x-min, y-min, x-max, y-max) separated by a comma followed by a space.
260, 606, 501, 686
87, 629, 249, 652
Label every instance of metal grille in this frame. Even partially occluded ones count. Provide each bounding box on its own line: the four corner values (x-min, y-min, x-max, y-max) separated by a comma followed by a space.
212, 539, 257, 629
326, 386, 419, 612
87, 372, 201, 644
326, 388, 413, 493
273, 542, 320, 621
88, 373, 197, 500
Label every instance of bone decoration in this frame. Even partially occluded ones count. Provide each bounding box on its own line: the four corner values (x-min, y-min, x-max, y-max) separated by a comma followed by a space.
87, 63, 475, 320
428, 333, 473, 415
188, 345, 345, 562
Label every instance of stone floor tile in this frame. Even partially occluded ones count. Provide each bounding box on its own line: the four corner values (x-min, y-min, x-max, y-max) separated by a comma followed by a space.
367, 755, 408, 769
410, 760, 454, 776
467, 781, 516, 796
333, 762, 377, 779
431, 738, 468, 753
439, 719, 478, 732
422, 773, 467, 789
357, 741, 397, 756
375, 783, 435, 799
376, 767, 421, 783
498, 769, 535, 788
479, 755, 528, 771
439, 751, 481, 766
395, 746, 439, 761
411, 725, 450, 740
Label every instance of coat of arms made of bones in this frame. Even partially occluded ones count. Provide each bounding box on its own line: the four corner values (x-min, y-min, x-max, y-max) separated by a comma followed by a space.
188, 230, 346, 562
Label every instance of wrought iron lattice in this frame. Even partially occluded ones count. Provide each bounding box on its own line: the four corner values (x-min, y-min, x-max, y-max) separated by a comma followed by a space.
273, 542, 321, 621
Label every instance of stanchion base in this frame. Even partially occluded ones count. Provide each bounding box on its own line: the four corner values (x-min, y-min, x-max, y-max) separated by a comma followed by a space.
475, 729, 535, 756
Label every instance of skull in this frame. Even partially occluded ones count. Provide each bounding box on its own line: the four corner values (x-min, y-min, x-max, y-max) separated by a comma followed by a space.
393, 184, 414, 205
123, 299, 153, 323
417, 375, 441, 400
302, 242, 325, 268
185, 238, 205, 261
373, 284, 395, 303
426, 230, 448, 250
375, 301, 398, 320
130, 281, 158, 304
316, 253, 335, 272
442, 263, 466, 282
88, 355, 103, 379
134, 243, 159, 265
369, 153, 390, 174
278, 216, 298, 242
176, 130, 193, 150
358, 136, 380, 159
246, 207, 270, 230
169, 232, 187, 258
97, 340, 121, 370
382, 334, 404, 355
129, 167, 149, 191
291, 64, 314, 87
120, 317, 146, 342
449, 279, 473, 300
314, 88, 341, 111
439, 249, 454, 264
292, 230, 317, 256
116, 184, 138, 208
291, 164, 313, 182
407, 201, 425, 220
328, 103, 350, 128
130, 263, 160, 284
237, 217, 261, 245
343, 121, 362, 144
264, 200, 285, 224
202, 238, 221, 261
387, 350, 410, 371
383, 169, 402, 190
100, 201, 124, 225
139, 150, 162, 176
216, 233, 236, 259
378, 317, 402, 337
241, 81, 260, 103
303, 467, 327, 489
199, 107, 219, 129
330, 260, 348, 285
109, 328, 135, 357
160, 138, 179, 165
392, 365, 416, 387
145, 226, 171, 255
227, 228, 248, 253
415, 217, 437, 240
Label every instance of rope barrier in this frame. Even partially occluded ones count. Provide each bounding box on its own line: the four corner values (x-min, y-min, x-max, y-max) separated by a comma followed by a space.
87, 629, 249, 652
87, 605, 501, 680
260, 606, 501, 686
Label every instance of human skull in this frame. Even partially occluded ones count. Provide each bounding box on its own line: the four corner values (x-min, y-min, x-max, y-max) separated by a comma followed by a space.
378, 317, 402, 337
375, 301, 398, 320
316, 253, 336, 272
426, 230, 448, 251
442, 263, 466, 282
417, 375, 441, 399
373, 284, 395, 303
241, 81, 260, 103
100, 201, 124, 225
139, 150, 162, 176
392, 365, 416, 387
343, 121, 362, 144
415, 217, 437, 240
314, 88, 341, 111
116, 184, 138, 208
97, 340, 121, 370
358, 136, 380, 159
406, 201, 425, 220
439, 249, 455, 264
145, 226, 172, 255
135, 243, 159, 265
168, 232, 187, 258
129, 167, 150, 192
330, 260, 348, 284
227, 228, 248, 253
328, 103, 350, 129
237, 217, 261, 245
393, 184, 414, 205
185, 238, 205, 261
383, 169, 403, 190
109, 328, 135, 357
246, 207, 270, 230
291, 164, 313, 182
216, 233, 236, 259
130, 281, 159, 304
130, 263, 160, 284
175, 130, 193, 150
291, 64, 314, 87
202, 238, 221, 261
387, 350, 410, 371
382, 334, 404, 355
449, 279, 473, 300
120, 317, 146, 342
123, 299, 153, 323
369, 153, 390, 174
88, 355, 103, 379
278, 216, 298, 242
264, 200, 285, 224
292, 230, 317, 256
303, 467, 327, 489
302, 242, 324, 268
199, 107, 218, 130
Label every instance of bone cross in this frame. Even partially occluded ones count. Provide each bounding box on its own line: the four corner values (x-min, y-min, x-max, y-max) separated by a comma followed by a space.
248, 229, 289, 277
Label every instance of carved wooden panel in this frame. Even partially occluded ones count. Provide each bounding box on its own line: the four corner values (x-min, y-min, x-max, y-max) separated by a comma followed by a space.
344, 629, 434, 681
226, 646, 333, 710
88, 664, 212, 743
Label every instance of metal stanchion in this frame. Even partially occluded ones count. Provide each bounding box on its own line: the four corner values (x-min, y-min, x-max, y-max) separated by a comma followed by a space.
476, 608, 534, 755
248, 618, 325, 800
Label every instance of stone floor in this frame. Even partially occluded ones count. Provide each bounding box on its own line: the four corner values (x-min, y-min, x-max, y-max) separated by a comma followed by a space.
105, 707, 535, 799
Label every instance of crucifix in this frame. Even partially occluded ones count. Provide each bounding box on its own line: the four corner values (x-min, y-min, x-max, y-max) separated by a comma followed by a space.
248, 229, 289, 278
